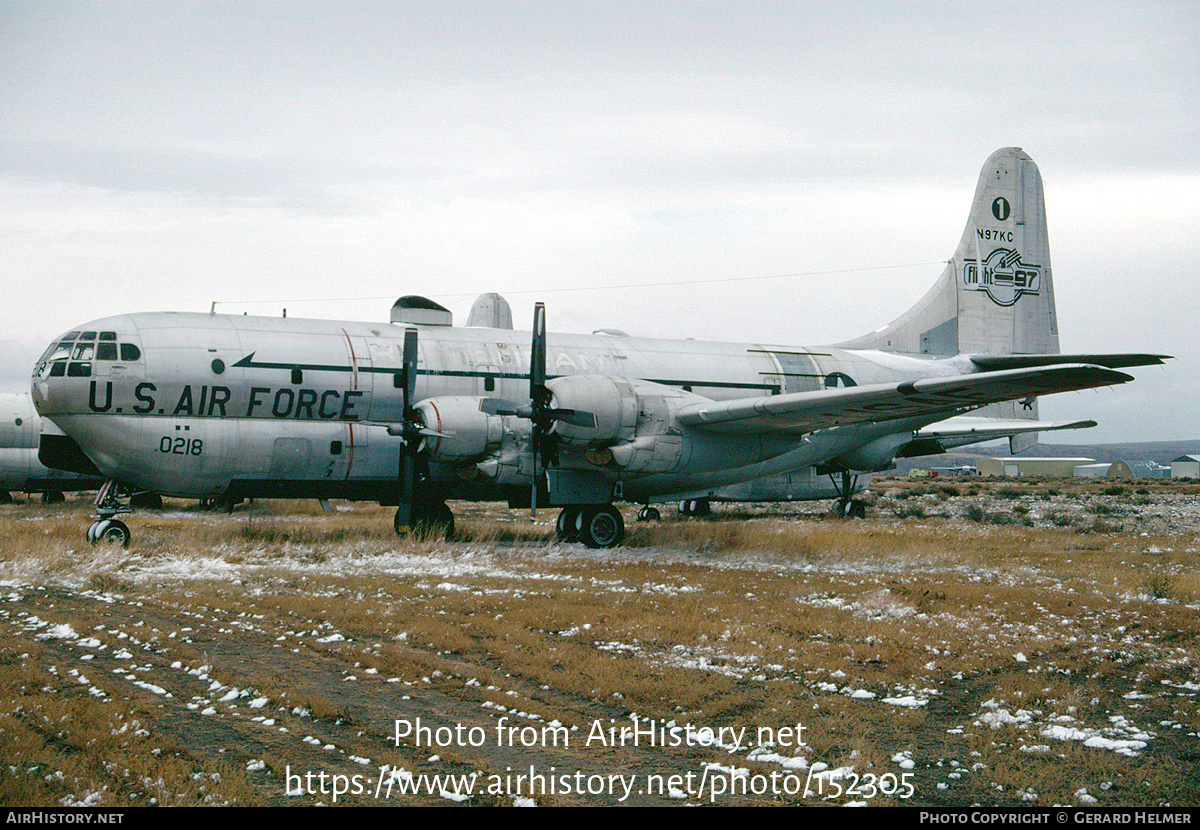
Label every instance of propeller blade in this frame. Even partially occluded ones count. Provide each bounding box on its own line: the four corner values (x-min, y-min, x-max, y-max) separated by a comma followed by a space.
530, 302, 546, 395
530, 435, 539, 520
479, 398, 533, 419
549, 408, 598, 429
401, 328, 418, 409
529, 303, 547, 519
396, 450, 415, 532
396, 327, 421, 533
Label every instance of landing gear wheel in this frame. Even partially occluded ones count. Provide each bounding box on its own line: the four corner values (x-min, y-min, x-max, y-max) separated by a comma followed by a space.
88, 519, 130, 548
677, 498, 711, 517
556, 507, 582, 542
636, 506, 661, 522
579, 505, 624, 549
844, 500, 866, 519
41, 490, 64, 504
828, 471, 865, 519
395, 501, 455, 540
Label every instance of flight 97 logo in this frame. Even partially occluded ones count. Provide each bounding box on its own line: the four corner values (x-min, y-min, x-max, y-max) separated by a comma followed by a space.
962, 247, 1041, 307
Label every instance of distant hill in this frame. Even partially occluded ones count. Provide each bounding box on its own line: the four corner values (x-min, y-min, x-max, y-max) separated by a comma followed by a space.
995, 440, 1200, 466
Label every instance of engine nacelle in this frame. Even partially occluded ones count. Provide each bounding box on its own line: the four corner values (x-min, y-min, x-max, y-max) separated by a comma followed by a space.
415, 396, 504, 463
550, 377, 769, 476
546, 375, 639, 447
832, 431, 914, 472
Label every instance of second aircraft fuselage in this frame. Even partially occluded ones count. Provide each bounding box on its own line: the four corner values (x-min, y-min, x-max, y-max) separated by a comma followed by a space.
31, 311, 965, 504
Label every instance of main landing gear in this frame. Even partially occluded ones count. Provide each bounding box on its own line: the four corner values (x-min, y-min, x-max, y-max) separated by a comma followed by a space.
394, 499, 455, 540
555, 504, 625, 548
830, 470, 866, 519
636, 505, 661, 522
677, 498, 711, 518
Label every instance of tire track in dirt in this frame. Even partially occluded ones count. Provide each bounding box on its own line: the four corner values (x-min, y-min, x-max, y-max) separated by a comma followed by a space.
3, 584, 741, 806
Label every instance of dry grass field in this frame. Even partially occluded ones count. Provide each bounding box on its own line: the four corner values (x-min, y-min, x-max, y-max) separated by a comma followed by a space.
0, 476, 1197, 807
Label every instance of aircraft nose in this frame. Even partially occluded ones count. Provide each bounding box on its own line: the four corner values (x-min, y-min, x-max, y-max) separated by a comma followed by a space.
31, 326, 144, 414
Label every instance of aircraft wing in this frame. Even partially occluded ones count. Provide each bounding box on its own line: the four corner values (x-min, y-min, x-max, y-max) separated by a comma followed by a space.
969, 353, 1170, 370
914, 415, 1098, 451
676, 364, 1132, 436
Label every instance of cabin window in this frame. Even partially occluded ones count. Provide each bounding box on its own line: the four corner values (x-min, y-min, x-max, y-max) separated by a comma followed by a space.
49, 362, 66, 377
72, 343, 94, 361
67, 362, 91, 377
120, 343, 141, 361
330, 441, 343, 455
60, 331, 79, 341
79, 331, 96, 341
96, 342, 118, 361
99, 331, 116, 341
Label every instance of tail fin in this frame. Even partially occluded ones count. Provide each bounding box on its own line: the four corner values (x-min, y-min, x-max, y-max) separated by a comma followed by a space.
839, 147, 1060, 358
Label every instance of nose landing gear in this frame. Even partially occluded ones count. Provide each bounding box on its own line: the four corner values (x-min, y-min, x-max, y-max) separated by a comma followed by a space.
86, 480, 137, 548
87, 518, 131, 547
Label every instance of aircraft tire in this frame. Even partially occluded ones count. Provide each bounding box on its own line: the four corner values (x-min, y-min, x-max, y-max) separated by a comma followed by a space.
90, 519, 131, 548
398, 501, 455, 540
636, 506, 660, 522
556, 507, 582, 542
0, 491, 11, 504
579, 505, 624, 549
421, 502, 455, 540
41, 490, 64, 504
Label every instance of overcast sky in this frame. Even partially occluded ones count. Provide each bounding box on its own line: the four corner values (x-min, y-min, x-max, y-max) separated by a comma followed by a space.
2, 1, 1196, 441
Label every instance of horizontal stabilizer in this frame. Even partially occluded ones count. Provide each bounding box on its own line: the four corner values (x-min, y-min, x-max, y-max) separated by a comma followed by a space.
916, 416, 1098, 451
677, 364, 1132, 436
970, 353, 1170, 371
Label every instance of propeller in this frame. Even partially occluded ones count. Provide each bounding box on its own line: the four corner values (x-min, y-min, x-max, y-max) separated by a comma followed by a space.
528, 302, 550, 519
479, 302, 595, 520
392, 327, 422, 533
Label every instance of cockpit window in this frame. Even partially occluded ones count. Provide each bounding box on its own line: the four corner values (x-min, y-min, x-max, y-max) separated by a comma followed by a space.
41, 342, 72, 362
35, 330, 141, 379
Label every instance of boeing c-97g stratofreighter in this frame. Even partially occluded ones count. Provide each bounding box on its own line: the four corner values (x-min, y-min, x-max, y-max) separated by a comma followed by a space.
31, 148, 1168, 548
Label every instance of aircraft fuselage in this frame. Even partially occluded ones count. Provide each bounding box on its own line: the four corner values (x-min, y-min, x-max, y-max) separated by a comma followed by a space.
31, 311, 960, 504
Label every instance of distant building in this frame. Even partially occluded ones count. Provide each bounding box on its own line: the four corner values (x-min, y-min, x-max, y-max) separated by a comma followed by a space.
1074, 463, 1112, 478
1171, 455, 1200, 479
1107, 460, 1169, 479
977, 457, 1094, 478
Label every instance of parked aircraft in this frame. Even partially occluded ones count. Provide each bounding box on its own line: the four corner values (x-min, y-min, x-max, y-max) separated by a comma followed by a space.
30, 148, 1167, 547
0, 392, 103, 502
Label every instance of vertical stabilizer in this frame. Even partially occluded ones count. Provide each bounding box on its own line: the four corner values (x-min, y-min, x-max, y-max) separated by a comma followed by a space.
839, 147, 1060, 358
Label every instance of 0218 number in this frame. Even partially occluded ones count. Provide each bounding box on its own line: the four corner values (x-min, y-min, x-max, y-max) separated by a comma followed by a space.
159, 436, 203, 456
